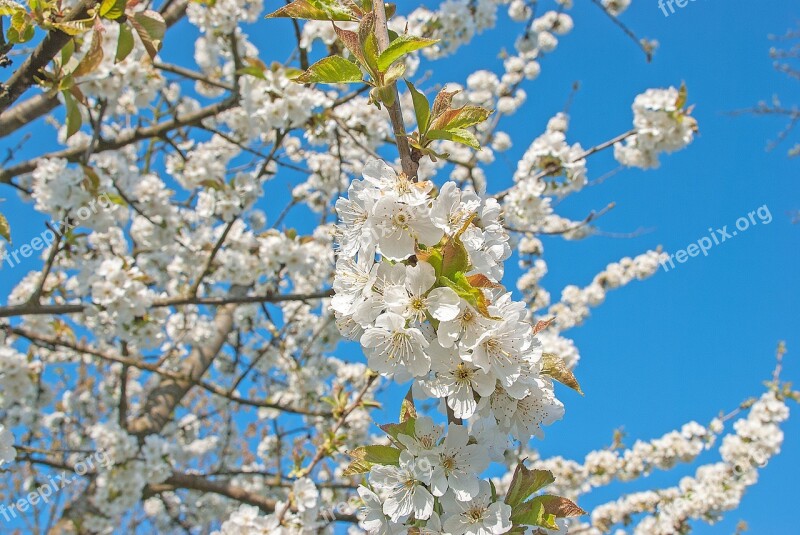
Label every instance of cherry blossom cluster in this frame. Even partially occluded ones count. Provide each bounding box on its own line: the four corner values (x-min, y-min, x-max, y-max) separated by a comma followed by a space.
587, 391, 789, 533
601, 0, 632, 16
544, 249, 668, 331
485, 387, 789, 534
614, 86, 698, 169
1, 0, 796, 533
357, 417, 512, 534
331, 160, 567, 531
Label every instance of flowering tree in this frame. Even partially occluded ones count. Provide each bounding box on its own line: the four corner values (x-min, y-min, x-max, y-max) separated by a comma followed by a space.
0, 0, 795, 533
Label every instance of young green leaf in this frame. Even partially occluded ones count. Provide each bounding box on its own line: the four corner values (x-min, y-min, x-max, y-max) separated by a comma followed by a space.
295, 55, 363, 84
400, 387, 417, 422
379, 418, 415, 442
62, 90, 82, 139
541, 353, 584, 395
266, 0, 356, 21
383, 61, 405, 86
49, 18, 95, 36
7, 11, 35, 43
426, 128, 481, 150
73, 31, 105, 78
0, 212, 10, 243
99, 0, 127, 20
504, 463, 555, 508
440, 237, 470, 279
0, 0, 25, 16
130, 10, 166, 59
356, 12, 381, 76
676, 81, 688, 109
116, 23, 135, 63
530, 495, 587, 519
376, 34, 438, 71
349, 445, 402, 465
342, 458, 372, 476
405, 80, 430, 134
333, 25, 367, 70
432, 88, 458, 118
430, 105, 492, 131
511, 500, 558, 530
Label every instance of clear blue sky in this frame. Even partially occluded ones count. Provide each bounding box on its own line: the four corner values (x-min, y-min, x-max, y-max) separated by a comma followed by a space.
1, 0, 798, 532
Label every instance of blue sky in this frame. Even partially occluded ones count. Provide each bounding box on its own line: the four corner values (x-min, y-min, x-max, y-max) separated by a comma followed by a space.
1, 0, 799, 532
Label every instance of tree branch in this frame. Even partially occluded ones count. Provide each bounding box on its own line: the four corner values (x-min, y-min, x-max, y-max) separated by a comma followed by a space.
373, 0, 418, 179
0, 0, 96, 112
0, 96, 238, 184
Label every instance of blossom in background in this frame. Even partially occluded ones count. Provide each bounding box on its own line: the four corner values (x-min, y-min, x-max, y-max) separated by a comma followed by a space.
614, 86, 698, 169
0, 424, 16, 466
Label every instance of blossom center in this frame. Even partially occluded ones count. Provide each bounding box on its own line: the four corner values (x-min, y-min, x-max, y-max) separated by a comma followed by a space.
466, 506, 486, 523
455, 364, 472, 381
441, 455, 456, 473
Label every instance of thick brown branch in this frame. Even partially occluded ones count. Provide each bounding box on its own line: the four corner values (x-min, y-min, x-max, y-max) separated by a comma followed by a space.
126, 285, 248, 437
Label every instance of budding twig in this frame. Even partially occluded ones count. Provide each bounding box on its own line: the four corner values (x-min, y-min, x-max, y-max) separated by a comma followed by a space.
373, 0, 419, 180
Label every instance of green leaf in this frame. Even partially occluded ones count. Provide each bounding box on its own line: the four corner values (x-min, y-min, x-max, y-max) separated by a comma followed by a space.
441, 237, 470, 279
49, 18, 95, 36
342, 458, 372, 476
504, 463, 555, 508
7, 10, 34, 43
130, 9, 166, 59
61, 38, 76, 66
349, 445, 401, 465
432, 88, 458, 118
405, 80, 430, 134
62, 90, 82, 139
99, 0, 126, 20
531, 495, 587, 519
676, 81, 688, 110
431, 105, 492, 131
541, 353, 583, 395
438, 273, 493, 319
415, 245, 442, 277
0, 0, 24, 16
383, 61, 405, 86
103, 193, 127, 206
380, 418, 415, 442
333, 25, 367, 70
399, 387, 417, 422
81, 165, 101, 195
426, 128, 481, 150
73, 31, 104, 78
237, 66, 268, 79
295, 55, 363, 84
358, 13, 379, 77
511, 500, 558, 530
376, 34, 438, 71
0, 212, 10, 243
116, 22, 134, 63
266, 0, 356, 21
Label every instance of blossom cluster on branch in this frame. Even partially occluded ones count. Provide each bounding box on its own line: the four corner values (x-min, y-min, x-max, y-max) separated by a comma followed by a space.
0, 0, 793, 533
